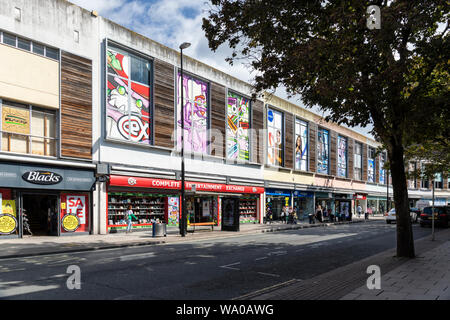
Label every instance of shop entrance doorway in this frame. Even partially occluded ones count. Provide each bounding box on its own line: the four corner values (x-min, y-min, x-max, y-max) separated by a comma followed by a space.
22, 194, 58, 236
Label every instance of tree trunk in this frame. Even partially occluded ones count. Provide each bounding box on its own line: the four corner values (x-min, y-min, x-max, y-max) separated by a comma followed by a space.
388, 142, 415, 258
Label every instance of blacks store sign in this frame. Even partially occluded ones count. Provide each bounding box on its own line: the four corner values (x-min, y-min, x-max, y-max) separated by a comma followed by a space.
0, 163, 95, 191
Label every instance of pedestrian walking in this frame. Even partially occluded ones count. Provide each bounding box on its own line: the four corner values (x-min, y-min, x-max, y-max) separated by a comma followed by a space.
125, 204, 137, 234
281, 207, 286, 223
316, 205, 323, 223
357, 204, 362, 218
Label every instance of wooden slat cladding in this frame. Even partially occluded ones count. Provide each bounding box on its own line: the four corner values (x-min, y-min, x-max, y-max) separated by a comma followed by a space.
252, 100, 264, 164
210, 82, 226, 157
154, 59, 175, 148
330, 130, 337, 177
362, 144, 368, 181
60, 51, 92, 159
309, 123, 317, 172
284, 113, 294, 169
348, 138, 354, 179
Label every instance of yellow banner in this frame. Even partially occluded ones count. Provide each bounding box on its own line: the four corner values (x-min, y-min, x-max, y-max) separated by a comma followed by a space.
2, 200, 16, 217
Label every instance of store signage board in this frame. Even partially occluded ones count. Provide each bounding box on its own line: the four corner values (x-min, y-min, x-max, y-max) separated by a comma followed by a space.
0, 163, 95, 191
22, 171, 63, 185
109, 175, 265, 194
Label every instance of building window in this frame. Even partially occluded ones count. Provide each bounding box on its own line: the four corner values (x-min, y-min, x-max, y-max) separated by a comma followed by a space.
408, 162, 417, 189
379, 152, 386, 184
354, 142, 362, 180
1, 100, 57, 156
435, 173, 443, 189
337, 135, 347, 177
106, 43, 153, 145
1, 30, 59, 60
176, 73, 209, 154
420, 163, 429, 189
295, 119, 308, 171
267, 108, 283, 166
226, 91, 250, 161
317, 128, 329, 174
368, 147, 376, 183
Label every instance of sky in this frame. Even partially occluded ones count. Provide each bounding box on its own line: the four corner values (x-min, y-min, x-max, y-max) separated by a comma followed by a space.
69, 0, 374, 139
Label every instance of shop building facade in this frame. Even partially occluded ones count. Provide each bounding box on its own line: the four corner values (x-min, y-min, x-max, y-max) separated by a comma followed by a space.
1, 0, 448, 239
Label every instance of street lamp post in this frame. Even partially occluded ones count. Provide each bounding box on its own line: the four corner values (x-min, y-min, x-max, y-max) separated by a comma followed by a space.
386, 168, 389, 213
179, 42, 191, 237
432, 178, 435, 241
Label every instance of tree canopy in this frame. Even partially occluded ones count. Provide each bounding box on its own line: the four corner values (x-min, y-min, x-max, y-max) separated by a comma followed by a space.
203, 0, 449, 257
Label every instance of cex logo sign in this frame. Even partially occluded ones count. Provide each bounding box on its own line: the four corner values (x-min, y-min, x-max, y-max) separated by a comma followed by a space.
128, 177, 137, 186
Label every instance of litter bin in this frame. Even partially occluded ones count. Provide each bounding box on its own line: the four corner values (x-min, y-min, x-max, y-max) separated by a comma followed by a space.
152, 223, 167, 237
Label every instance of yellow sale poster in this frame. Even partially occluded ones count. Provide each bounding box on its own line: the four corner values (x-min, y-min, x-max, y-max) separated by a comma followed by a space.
2, 200, 16, 217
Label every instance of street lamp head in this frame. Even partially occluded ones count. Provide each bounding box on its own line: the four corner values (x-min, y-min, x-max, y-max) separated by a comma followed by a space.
179, 42, 191, 50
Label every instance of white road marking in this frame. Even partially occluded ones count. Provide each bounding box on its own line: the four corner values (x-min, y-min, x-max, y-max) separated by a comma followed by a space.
220, 262, 241, 270
257, 272, 280, 278
268, 251, 287, 256
255, 257, 268, 261
0, 284, 59, 298
119, 252, 156, 261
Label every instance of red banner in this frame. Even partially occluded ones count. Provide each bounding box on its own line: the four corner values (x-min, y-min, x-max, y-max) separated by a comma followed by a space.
109, 175, 264, 194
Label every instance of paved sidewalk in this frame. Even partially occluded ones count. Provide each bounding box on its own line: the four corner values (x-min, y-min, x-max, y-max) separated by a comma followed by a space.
239, 226, 449, 300
0, 216, 382, 259
341, 240, 450, 300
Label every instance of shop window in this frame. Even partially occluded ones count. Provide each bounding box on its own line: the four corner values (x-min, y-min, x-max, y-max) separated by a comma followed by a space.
0, 100, 57, 157
354, 142, 362, 180
107, 193, 174, 232
295, 119, 308, 171
317, 128, 329, 174
226, 91, 251, 161
368, 147, 376, 182
176, 72, 209, 154
337, 135, 347, 177
267, 108, 284, 166
106, 42, 153, 145
0, 189, 19, 237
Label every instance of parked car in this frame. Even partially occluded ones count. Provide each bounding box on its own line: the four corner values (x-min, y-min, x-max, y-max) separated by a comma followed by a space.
385, 208, 396, 224
419, 206, 450, 228
385, 208, 419, 224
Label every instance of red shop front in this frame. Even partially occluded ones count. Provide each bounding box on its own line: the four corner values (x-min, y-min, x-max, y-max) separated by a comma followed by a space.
107, 175, 264, 233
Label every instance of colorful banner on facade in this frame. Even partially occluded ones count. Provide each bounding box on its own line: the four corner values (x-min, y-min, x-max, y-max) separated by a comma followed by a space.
106, 46, 151, 144
226, 92, 250, 160
295, 119, 308, 171
267, 108, 283, 166
317, 128, 329, 174
177, 73, 209, 153
337, 136, 347, 177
